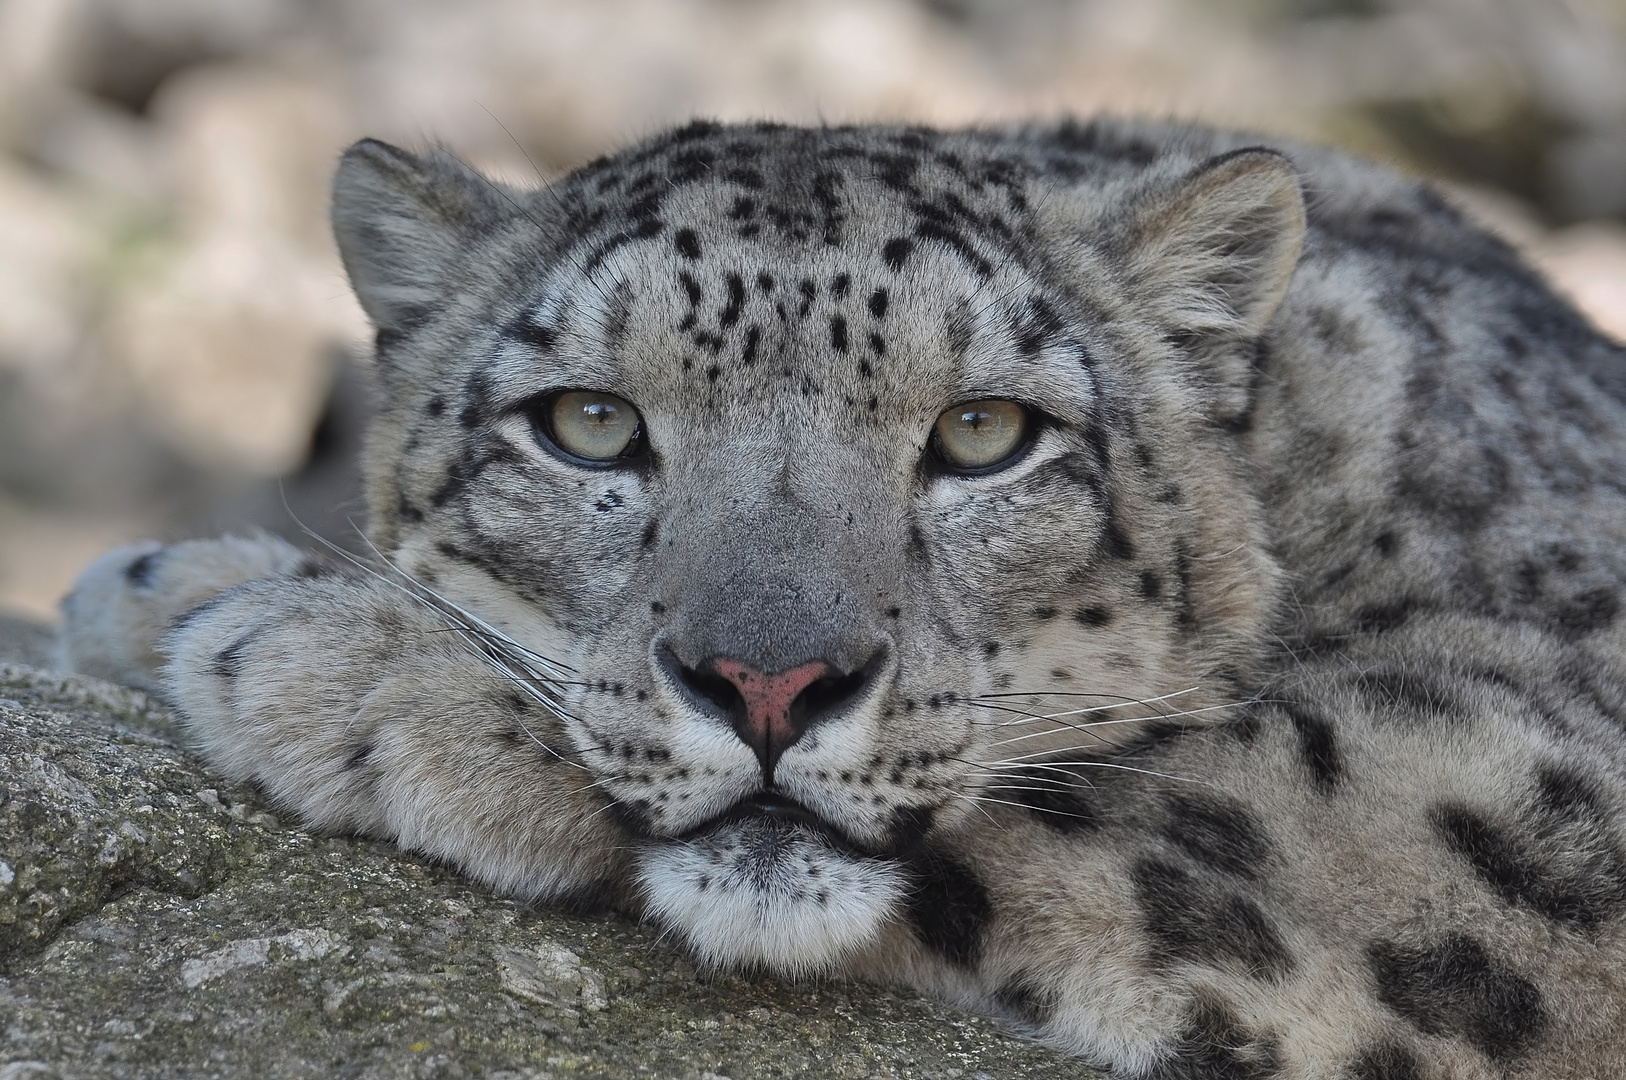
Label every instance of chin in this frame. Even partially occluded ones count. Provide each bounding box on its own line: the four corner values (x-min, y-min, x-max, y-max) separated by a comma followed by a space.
637, 810, 907, 977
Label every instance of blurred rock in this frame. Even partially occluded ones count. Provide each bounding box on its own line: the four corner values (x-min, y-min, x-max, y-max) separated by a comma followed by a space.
73, 0, 300, 115
107, 60, 366, 475
1279, 0, 1626, 222
0, 162, 92, 373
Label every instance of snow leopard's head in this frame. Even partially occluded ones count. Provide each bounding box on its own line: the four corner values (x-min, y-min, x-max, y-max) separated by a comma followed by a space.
331, 122, 1303, 973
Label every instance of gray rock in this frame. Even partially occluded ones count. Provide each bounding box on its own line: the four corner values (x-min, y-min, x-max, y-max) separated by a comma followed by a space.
0, 616, 1088, 1079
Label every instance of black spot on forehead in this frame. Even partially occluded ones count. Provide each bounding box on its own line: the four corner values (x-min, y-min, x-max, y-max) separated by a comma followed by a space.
945, 307, 975, 356
458, 368, 495, 430
508, 313, 560, 353
678, 272, 702, 306
1367, 934, 1547, 1060
605, 288, 633, 345
868, 150, 920, 194
583, 224, 655, 275
1075, 605, 1111, 627
724, 165, 765, 189
670, 118, 721, 142
868, 288, 889, 319
1014, 295, 1064, 357
674, 228, 701, 260
720, 273, 745, 328
831, 272, 850, 297
830, 315, 848, 353
883, 237, 915, 271
1099, 515, 1136, 561
811, 169, 845, 244
915, 220, 993, 278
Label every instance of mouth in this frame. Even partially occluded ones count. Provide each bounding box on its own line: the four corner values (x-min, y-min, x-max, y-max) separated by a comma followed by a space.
679, 791, 875, 858
716, 791, 823, 828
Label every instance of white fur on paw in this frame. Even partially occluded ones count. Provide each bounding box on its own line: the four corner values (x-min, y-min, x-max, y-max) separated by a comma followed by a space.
639, 822, 906, 977
57, 534, 307, 692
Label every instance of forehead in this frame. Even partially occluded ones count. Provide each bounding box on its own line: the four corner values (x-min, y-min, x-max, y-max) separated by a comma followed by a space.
502, 148, 1092, 427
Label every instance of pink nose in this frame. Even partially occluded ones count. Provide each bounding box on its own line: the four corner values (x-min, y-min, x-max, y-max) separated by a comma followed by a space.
709, 657, 832, 775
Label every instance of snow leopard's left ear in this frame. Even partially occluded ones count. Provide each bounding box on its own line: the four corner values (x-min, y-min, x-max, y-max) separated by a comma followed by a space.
1118, 147, 1306, 340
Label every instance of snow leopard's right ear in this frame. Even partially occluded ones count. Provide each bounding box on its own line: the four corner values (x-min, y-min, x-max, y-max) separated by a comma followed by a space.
332, 139, 511, 344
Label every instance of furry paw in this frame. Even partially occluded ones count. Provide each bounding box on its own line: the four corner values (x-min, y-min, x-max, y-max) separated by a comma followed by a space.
58, 534, 311, 692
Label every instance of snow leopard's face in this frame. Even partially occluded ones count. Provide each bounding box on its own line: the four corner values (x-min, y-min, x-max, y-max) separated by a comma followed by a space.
334, 124, 1300, 972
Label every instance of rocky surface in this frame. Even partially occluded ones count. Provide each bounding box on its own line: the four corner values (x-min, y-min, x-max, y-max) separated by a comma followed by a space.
0, 616, 1085, 1079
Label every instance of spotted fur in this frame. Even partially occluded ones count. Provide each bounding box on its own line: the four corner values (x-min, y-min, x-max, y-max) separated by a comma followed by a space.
61, 119, 1626, 1078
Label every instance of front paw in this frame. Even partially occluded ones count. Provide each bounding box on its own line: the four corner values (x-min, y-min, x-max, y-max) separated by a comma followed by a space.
57, 534, 310, 692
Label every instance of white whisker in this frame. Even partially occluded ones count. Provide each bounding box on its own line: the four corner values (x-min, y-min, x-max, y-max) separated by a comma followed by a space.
985, 703, 1243, 750
974, 758, 1215, 788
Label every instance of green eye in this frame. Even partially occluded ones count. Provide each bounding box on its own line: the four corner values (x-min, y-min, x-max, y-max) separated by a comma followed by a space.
932, 399, 1030, 472
542, 390, 645, 463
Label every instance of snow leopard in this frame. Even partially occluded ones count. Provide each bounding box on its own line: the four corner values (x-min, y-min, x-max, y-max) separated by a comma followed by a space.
58, 118, 1626, 1078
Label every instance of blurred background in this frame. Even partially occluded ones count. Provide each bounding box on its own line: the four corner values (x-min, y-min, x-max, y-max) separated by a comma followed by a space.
2, 0, 1625, 622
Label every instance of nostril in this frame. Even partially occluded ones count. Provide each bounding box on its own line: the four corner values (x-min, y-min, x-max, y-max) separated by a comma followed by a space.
789, 648, 888, 727
790, 669, 871, 726
671, 658, 747, 721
